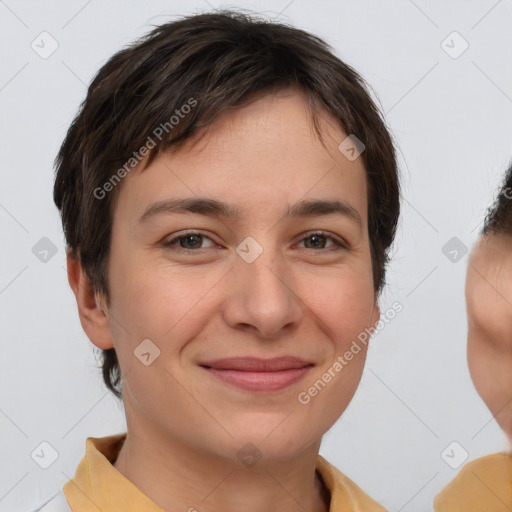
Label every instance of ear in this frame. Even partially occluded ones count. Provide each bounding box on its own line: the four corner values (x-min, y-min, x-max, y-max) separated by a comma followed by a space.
66, 251, 114, 350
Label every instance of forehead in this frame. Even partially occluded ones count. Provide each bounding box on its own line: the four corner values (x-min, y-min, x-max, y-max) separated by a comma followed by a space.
466, 233, 512, 322
115, 89, 368, 225
469, 234, 512, 278
164, 89, 353, 167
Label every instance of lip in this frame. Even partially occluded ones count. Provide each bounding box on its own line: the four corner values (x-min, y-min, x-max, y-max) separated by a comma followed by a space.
199, 357, 314, 392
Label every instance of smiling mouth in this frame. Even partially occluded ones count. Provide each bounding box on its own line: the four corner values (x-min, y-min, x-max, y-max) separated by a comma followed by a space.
199, 356, 314, 392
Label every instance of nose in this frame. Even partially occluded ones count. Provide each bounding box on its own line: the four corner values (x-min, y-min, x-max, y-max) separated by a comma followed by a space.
221, 240, 303, 340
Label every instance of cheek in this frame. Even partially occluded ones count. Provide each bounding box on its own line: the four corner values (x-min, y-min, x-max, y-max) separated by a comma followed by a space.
468, 332, 505, 408
109, 256, 213, 335
319, 275, 373, 385
302, 265, 376, 339
467, 331, 487, 394
106, 259, 231, 385
294, 268, 375, 421
106, 263, 209, 407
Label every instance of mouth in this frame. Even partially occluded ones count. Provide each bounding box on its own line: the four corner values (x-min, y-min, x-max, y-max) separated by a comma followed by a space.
199, 357, 314, 392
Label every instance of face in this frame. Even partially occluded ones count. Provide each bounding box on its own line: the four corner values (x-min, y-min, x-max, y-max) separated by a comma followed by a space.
466, 234, 512, 441
87, 89, 379, 460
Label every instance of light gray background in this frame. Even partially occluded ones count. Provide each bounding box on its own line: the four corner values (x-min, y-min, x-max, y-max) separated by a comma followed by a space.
1, 0, 512, 511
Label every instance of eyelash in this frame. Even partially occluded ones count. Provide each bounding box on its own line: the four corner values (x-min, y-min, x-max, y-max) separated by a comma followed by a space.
162, 230, 348, 253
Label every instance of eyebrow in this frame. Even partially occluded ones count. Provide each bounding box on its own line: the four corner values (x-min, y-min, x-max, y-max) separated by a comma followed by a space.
138, 197, 362, 229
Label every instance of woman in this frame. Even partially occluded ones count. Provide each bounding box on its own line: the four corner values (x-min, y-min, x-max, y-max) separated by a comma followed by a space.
36, 11, 400, 511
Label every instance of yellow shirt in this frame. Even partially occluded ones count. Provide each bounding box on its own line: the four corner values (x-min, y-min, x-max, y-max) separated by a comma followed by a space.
61, 433, 386, 512
434, 452, 512, 511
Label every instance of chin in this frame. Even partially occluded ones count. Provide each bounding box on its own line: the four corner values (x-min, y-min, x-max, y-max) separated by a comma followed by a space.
229, 423, 320, 460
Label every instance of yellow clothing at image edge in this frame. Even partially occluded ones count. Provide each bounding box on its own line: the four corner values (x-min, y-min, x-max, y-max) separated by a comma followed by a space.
35, 433, 387, 511
434, 451, 512, 511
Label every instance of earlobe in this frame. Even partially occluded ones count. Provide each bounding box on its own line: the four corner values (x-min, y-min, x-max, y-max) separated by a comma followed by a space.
66, 252, 114, 350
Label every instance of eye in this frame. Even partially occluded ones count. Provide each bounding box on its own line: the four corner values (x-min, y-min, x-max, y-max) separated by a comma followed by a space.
162, 230, 348, 253
162, 232, 217, 251
296, 231, 347, 251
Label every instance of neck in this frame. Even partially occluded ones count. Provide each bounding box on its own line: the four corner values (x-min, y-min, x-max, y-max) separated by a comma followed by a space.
112, 405, 330, 512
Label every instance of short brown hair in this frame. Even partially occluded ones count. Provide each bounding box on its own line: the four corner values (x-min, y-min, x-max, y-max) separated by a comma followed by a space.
482, 161, 512, 235
54, 10, 400, 400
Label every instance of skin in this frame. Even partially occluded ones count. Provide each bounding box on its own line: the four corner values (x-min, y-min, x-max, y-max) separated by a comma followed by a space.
466, 233, 512, 444
67, 88, 380, 512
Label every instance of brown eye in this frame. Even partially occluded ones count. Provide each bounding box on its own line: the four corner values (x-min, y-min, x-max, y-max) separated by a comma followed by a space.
298, 232, 346, 251
163, 232, 216, 251
178, 234, 203, 249
303, 234, 327, 249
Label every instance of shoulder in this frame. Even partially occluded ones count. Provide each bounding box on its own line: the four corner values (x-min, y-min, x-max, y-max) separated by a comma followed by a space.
434, 452, 512, 512
31, 489, 72, 512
